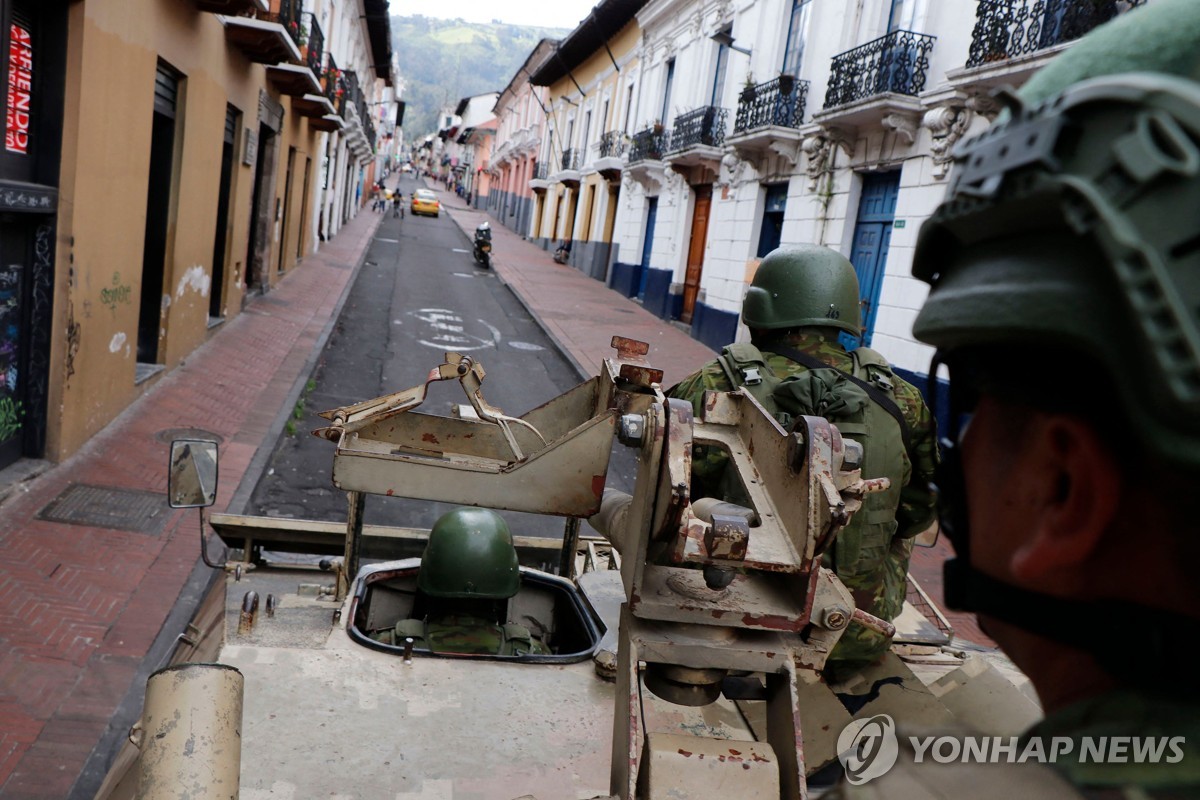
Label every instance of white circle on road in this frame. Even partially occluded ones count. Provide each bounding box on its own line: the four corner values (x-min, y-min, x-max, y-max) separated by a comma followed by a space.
409, 309, 502, 351
508, 341, 545, 351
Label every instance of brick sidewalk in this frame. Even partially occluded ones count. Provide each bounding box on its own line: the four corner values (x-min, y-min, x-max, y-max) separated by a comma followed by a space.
0, 209, 380, 798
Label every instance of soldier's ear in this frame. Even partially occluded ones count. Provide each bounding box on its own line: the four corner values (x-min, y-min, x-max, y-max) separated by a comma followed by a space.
1009, 415, 1119, 585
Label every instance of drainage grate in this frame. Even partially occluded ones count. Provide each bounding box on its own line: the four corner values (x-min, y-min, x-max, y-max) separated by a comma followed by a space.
38, 484, 169, 535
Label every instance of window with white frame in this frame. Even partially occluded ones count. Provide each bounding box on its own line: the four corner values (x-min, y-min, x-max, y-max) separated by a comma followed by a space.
782, 0, 814, 78
660, 59, 675, 125
712, 27, 731, 106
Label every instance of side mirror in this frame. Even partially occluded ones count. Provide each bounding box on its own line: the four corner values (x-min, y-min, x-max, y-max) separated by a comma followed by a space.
168, 439, 219, 508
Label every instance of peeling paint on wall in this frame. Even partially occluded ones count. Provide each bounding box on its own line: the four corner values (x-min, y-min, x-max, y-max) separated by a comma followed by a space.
109, 332, 127, 354
176, 264, 212, 299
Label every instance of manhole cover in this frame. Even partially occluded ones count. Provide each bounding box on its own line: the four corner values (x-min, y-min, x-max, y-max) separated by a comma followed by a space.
38, 484, 168, 535
155, 428, 224, 444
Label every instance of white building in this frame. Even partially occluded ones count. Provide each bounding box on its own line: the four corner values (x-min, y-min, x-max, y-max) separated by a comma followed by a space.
308, 0, 393, 245
609, 0, 1148, 382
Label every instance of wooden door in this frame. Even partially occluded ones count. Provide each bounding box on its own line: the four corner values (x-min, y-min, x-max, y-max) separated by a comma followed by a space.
681, 185, 712, 324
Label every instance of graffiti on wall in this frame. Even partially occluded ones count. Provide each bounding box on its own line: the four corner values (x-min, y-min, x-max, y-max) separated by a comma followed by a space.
0, 262, 22, 442
100, 272, 132, 311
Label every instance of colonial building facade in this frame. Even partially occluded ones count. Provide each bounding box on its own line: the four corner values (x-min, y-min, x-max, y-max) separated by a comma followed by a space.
527, 0, 647, 282
489, 39, 555, 240
0, 0, 391, 469
524, 0, 1148, 379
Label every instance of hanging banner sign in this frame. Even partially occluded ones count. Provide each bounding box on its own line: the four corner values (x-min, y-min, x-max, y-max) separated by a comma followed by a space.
6, 22, 33, 155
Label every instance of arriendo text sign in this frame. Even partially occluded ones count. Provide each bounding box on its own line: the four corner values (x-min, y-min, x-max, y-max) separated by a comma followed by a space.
6, 22, 33, 155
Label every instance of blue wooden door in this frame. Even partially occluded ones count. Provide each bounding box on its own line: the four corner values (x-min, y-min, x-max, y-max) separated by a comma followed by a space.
638, 198, 658, 299
849, 172, 900, 347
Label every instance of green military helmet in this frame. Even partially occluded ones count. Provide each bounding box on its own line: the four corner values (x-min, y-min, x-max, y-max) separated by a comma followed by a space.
417, 507, 521, 599
742, 245, 861, 336
911, 7, 1200, 467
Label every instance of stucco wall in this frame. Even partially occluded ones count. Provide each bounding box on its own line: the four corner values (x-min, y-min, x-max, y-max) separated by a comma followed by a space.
48, 0, 321, 459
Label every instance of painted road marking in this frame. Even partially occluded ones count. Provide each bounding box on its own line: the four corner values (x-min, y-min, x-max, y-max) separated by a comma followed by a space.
409, 308, 501, 351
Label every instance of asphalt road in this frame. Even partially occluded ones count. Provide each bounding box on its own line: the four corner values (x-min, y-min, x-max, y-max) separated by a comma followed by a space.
246, 175, 634, 544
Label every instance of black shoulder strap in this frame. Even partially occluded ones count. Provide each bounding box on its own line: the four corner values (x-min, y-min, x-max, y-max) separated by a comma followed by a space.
770, 344, 913, 455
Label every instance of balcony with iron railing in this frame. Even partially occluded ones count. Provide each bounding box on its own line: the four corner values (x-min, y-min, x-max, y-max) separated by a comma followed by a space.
668, 106, 727, 152
966, 0, 1146, 69
530, 161, 550, 193
663, 106, 727, 171
266, 10, 324, 97
223, 0, 302, 67
343, 71, 361, 123
187, 0, 265, 16
823, 30, 936, 109
726, 76, 812, 167
598, 130, 626, 159
304, 12, 323, 78
553, 148, 582, 186
627, 127, 668, 164
625, 126, 669, 192
734, 76, 810, 134
812, 29, 935, 135
593, 130, 627, 180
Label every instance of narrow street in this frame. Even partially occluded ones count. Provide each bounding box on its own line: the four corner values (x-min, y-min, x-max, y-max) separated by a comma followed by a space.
246, 174, 635, 539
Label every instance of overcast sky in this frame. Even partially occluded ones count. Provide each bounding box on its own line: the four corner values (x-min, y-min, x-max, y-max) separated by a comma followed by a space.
387, 0, 597, 31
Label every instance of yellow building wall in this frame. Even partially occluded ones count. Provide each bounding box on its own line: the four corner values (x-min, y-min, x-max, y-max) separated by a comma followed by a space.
543, 17, 640, 245
48, 0, 321, 460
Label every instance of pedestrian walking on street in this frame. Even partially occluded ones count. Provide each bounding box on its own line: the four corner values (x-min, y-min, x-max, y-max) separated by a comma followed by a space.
392, 193, 401, 218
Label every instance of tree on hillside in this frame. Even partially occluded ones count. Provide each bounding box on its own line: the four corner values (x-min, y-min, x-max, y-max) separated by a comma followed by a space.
392, 15, 566, 141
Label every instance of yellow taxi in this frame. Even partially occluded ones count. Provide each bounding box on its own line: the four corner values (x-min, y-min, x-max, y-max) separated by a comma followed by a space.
411, 189, 440, 217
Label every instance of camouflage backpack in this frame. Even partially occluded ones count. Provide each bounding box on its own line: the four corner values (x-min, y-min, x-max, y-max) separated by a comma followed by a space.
716, 342, 913, 663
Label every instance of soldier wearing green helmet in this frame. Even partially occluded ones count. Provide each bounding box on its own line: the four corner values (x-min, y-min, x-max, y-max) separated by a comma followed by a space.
667, 244, 938, 667
835, 0, 1200, 794
371, 507, 548, 656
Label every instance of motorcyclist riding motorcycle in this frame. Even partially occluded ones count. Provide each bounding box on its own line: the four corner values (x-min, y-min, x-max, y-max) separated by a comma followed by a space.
473, 222, 492, 268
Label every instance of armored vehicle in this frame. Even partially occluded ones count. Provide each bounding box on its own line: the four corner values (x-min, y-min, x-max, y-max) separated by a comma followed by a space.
97, 337, 1037, 799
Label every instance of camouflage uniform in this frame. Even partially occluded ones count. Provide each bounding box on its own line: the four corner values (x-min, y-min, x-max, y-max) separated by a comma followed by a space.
668, 330, 937, 664
370, 614, 549, 656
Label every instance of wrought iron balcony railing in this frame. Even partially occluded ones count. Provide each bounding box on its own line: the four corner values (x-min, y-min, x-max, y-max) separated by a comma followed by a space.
598, 130, 626, 159
259, 0, 304, 51
323, 55, 344, 113
667, 106, 728, 153
560, 148, 581, 171
304, 13, 323, 77
966, 0, 1146, 68
534, 162, 549, 180
823, 30, 936, 109
628, 127, 668, 163
733, 76, 811, 133
344, 70, 361, 123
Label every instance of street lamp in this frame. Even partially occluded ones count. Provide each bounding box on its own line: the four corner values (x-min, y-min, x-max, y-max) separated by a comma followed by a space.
710, 30, 751, 57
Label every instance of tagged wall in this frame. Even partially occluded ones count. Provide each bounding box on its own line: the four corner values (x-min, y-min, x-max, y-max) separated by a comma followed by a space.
47, 0, 321, 460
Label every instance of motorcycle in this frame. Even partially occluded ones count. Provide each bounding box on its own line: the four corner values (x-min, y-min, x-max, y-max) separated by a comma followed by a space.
473, 222, 492, 268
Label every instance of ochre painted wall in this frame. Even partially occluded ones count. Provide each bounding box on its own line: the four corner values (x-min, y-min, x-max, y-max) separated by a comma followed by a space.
541, 17, 640, 246
48, 0, 322, 460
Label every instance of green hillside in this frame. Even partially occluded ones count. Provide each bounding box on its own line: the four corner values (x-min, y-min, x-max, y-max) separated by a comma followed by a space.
392, 15, 568, 142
